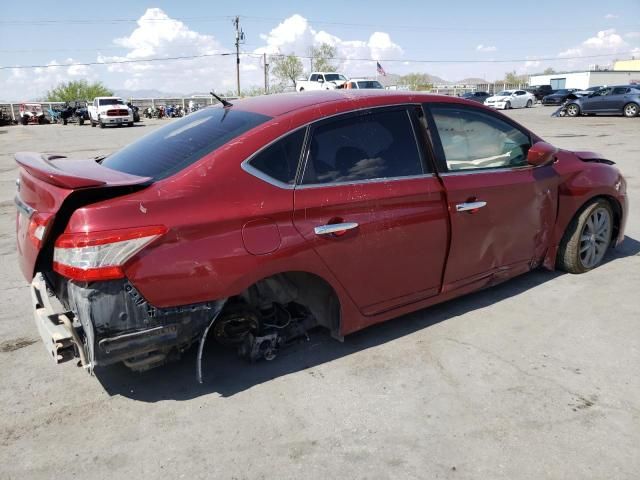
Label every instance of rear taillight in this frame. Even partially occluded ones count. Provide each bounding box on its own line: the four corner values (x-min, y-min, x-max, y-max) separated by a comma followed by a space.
28, 213, 53, 249
53, 225, 167, 281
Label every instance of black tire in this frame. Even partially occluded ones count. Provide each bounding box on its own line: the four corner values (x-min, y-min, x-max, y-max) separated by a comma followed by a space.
128, 122, 134, 127
78, 118, 84, 126
98, 116, 104, 128
299, 87, 304, 92
623, 102, 639, 118
557, 198, 614, 274
20, 116, 28, 125
62, 118, 67, 125
526, 99, 533, 108
504, 101, 511, 110
91, 120, 96, 127
566, 103, 580, 117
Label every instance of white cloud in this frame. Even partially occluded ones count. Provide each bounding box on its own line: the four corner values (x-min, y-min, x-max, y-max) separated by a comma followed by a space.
476, 44, 497, 52
604, 13, 619, 19
624, 31, 640, 39
2, 58, 99, 100
254, 14, 403, 78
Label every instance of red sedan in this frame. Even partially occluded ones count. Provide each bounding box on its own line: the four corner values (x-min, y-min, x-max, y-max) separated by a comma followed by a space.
15, 90, 628, 374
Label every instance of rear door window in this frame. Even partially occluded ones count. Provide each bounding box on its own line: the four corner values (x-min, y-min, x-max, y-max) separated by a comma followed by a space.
247, 129, 306, 185
102, 107, 270, 180
302, 108, 425, 185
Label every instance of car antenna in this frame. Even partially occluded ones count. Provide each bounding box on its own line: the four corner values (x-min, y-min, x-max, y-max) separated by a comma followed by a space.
210, 91, 233, 108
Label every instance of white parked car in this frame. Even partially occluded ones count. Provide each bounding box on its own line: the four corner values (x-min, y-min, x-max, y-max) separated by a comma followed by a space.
88, 97, 134, 128
297, 72, 348, 92
342, 78, 384, 89
484, 90, 536, 110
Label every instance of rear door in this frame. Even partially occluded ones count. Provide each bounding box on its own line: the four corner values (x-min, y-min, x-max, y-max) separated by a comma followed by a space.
604, 86, 630, 112
425, 103, 559, 292
292, 106, 449, 315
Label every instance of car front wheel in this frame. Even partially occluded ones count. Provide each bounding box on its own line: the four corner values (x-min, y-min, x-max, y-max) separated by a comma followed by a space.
566, 104, 580, 117
557, 199, 614, 273
504, 101, 511, 110
526, 99, 533, 108
623, 102, 638, 117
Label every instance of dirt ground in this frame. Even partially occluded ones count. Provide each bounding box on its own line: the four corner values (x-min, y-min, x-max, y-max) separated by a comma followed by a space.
0, 105, 638, 480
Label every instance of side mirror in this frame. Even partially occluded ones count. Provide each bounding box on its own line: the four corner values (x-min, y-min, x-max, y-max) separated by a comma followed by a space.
317, 78, 324, 83
527, 141, 558, 167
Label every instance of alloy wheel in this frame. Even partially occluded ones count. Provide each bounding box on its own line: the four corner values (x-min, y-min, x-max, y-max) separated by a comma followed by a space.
578, 207, 611, 269
624, 103, 638, 117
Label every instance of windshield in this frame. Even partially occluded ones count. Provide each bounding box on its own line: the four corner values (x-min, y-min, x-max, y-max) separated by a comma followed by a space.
102, 107, 271, 180
496, 91, 513, 96
555, 89, 571, 94
356, 81, 383, 89
25, 104, 42, 112
99, 99, 125, 106
324, 74, 347, 82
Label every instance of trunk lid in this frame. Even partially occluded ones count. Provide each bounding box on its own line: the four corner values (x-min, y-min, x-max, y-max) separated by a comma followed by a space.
15, 152, 151, 280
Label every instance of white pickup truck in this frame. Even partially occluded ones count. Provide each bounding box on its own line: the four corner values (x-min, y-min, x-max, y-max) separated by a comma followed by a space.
297, 72, 348, 92
88, 97, 134, 128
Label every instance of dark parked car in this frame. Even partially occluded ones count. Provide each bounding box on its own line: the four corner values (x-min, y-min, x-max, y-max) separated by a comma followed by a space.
15, 90, 627, 376
460, 91, 490, 103
526, 85, 554, 101
565, 85, 640, 117
542, 89, 578, 105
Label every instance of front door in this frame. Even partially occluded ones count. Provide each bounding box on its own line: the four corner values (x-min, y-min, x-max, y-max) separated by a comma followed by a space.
293, 106, 449, 315
426, 103, 559, 291
581, 87, 612, 113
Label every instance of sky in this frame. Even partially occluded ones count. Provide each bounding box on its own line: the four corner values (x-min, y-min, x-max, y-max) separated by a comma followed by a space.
1, 0, 639, 100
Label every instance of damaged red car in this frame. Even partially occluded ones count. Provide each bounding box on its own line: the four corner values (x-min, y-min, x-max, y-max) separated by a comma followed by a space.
15, 90, 628, 374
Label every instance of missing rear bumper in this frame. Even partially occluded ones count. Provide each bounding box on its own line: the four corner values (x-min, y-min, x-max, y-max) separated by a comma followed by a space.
31, 273, 84, 366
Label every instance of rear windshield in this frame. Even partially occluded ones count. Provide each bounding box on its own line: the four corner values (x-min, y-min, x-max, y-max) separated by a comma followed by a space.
102, 107, 271, 180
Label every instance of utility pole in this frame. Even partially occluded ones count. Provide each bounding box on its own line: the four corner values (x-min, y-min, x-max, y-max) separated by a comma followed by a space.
263, 52, 269, 95
233, 16, 245, 97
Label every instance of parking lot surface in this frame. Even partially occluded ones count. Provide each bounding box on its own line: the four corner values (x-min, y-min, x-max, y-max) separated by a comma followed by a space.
1, 106, 638, 479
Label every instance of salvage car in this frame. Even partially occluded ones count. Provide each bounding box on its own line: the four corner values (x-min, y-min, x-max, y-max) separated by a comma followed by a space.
542, 89, 578, 106
15, 90, 627, 375
484, 89, 536, 109
564, 85, 640, 117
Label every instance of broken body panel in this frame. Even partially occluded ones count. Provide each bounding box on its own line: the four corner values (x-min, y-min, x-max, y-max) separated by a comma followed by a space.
15, 91, 628, 372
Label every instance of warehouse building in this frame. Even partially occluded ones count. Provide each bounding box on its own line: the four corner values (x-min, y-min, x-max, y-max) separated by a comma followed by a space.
529, 70, 640, 90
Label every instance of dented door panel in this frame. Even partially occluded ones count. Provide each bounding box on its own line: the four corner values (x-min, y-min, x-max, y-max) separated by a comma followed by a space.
440, 166, 559, 291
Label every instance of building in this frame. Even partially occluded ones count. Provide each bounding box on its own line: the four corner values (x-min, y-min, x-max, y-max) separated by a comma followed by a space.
614, 58, 640, 71
529, 70, 640, 89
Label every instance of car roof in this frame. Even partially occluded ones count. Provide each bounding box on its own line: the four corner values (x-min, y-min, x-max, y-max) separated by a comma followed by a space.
230, 90, 473, 117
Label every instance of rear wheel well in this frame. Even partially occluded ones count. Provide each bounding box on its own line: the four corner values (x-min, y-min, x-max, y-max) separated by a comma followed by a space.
233, 272, 341, 336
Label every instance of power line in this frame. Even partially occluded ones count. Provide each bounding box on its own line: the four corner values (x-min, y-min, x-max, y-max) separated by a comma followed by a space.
0, 14, 636, 33
1, 51, 634, 71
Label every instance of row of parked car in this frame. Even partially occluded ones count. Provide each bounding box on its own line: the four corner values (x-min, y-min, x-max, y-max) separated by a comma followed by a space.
459, 84, 640, 117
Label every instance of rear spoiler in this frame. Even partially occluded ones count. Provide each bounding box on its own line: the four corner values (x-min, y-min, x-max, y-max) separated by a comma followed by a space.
15, 152, 152, 189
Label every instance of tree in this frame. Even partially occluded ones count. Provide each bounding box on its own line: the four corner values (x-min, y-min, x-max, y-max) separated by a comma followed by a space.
503, 70, 527, 85
270, 54, 304, 88
309, 43, 337, 72
45, 80, 113, 102
398, 73, 434, 91
543, 67, 556, 75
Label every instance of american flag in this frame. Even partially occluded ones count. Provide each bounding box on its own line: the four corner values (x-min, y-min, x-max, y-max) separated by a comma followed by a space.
376, 61, 386, 76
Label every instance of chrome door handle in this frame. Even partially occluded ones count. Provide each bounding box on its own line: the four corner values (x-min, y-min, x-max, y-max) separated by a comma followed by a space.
314, 222, 359, 235
456, 201, 487, 213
